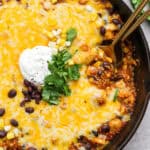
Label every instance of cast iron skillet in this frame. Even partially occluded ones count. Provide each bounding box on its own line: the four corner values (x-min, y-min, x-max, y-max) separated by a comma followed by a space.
104, 0, 150, 150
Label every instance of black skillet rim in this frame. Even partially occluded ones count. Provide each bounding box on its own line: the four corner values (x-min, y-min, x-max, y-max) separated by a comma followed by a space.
106, 1, 150, 149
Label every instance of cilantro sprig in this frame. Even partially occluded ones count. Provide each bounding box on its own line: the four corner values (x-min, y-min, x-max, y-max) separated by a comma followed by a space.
42, 50, 80, 105
113, 88, 119, 102
66, 28, 77, 43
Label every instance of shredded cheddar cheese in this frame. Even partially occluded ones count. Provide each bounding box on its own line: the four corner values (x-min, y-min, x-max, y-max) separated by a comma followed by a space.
0, 0, 136, 149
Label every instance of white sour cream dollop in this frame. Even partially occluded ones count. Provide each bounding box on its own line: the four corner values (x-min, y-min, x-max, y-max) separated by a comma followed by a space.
19, 46, 57, 85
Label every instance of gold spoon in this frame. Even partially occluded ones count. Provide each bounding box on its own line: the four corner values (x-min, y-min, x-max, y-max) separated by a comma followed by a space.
122, 9, 150, 41
99, 0, 150, 67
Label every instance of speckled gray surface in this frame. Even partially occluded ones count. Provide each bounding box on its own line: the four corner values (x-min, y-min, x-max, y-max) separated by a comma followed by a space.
122, 1, 150, 150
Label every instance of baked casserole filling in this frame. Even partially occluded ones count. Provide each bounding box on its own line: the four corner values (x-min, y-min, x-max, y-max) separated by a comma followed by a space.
0, 0, 136, 149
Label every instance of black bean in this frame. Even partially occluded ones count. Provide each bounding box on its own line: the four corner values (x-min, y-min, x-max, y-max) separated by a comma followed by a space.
97, 70, 103, 76
101, 124, 110, 133
25, 107, 34, 114
92, 76, 98, 81
28, 147, 37, 150
106, 7, 114, 15
30, 83, 38, 90
101, 39, 112, 45
0, 108, 5, 117
22, 90, 29, 96
78, 135, 85, 142
31, 91, 41, 100
21, 144, 26, 150
84, 143, 92, 150
20, 100, 26, 107
98, 13, 102, 17
35, 99, 39, 104
24, 96, 31, 102
24, 79, 31, 87
35, 99, 40, 105
34, 94, 41, 101
10, 119, 19, 127
8, 89, 17, 98
21, 144, 27, 150
0, 130, 7, 138
31, 91, 36, 99
100, 26, 106, 36
28, 87, 33, 93
103, 62, 111, 70
117, 115, 123, 120
110, 74, 123, 81
22, 79, 42, 105
92, 130, 98, 137
112, 19, 121, 25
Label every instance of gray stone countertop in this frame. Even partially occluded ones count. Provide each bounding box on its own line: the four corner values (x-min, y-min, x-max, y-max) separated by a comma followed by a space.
122, 0, 150, 150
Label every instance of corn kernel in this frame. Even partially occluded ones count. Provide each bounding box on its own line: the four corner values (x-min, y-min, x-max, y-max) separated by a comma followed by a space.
124, 47, 129, 53
43, 30, 54, 39
0, 119, 4, 129
55, 45, 59, 49
122, 114, 130, 122
47, 32, 54, 39
92, 137, 106, 145
57, 39, 65, 46
106, 57, 112, 63
94, 61, 101, 67
90, 13, 98, 21
59, 46, 65, 51
95, 19, 104, 28
98, 50, 104, 58
61, 33, 66, 38
65, 41, 71, 47
7, 132, 15, 140
89, 77, 94, 83
68, 60, 74, 65
13, 128, 20, 136
52, 29, 61, 37
85, 5, 94, 12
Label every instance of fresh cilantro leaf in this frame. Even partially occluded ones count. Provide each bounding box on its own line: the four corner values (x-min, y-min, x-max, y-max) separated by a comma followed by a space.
42, 87, 60, 105
42, 87, 51, 100
67, 64, 80, 80
66, 28, 77, 42
63, 84, 71, 96
113, 88, 119, 102
42, 50, 80, 105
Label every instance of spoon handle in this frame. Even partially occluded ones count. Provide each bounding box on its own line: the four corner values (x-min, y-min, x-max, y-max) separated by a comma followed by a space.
122, 10, 150, 41
112, 0, 149, 46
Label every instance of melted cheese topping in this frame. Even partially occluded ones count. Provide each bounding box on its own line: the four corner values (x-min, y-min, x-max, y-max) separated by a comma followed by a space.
0, 0, 121, 149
